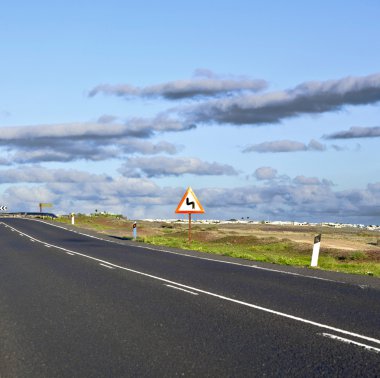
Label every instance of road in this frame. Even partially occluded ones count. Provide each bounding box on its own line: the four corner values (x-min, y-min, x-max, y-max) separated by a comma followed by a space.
0, 217, 379, 376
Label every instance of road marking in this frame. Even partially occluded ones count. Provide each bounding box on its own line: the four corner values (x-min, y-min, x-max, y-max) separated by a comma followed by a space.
66, 252, 75, 256
44, 244, 51, 248
321, 333, 380, 354
100, 263, 115, 269
2, 221, 380, 348
165, 284, 199, 296
30, 239, 35, 242
28, 218, 341, 284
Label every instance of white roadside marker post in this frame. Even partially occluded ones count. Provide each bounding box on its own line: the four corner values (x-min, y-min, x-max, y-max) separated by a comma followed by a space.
133, 222, 137, 240
311, 234, 322, 267
71, 213, 75, 225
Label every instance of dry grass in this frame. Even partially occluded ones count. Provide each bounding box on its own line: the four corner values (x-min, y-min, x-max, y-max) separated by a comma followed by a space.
56, 215, 380, 277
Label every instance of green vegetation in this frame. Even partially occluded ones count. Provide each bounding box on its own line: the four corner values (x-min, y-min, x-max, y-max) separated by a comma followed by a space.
138, 233, 380, 278
53, 215, 380, 278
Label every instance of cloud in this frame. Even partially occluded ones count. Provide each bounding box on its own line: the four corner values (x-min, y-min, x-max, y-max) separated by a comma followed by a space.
1, 166, 379, 223
1, 171, 180, 217
0, 166, 112, 184
89, 70, 267, 100
292, 176, 333, 186
1, 110, 11, 118
0, 116, 190, 164
307, 139, 326, 151
243, 139, 326, 153
119, 156, 239, 177
184, 72, 380, 125
4, 138, 179, 164
0, 116, 193, 143
324, 126, 380, 139
254, 167, 278, 180
199, 180, 380, 223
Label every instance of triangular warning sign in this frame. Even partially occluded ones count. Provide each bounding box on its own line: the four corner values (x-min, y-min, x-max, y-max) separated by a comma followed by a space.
175, 187, 205, 214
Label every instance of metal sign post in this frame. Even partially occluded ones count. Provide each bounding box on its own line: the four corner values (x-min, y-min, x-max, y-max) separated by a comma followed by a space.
39, 203, 53, 213
175, 187, 205, 243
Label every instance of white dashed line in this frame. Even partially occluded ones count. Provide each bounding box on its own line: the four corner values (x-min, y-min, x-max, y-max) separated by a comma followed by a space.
2, 221, 380, 350
100, 263, 115, 269
165, 284, 199, 295
321, 333, 380, 354
28, 218, 340, 284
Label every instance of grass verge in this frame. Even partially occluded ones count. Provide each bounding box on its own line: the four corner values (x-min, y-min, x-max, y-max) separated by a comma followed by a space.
55, 216, 380, 278
138, 234, 380, 278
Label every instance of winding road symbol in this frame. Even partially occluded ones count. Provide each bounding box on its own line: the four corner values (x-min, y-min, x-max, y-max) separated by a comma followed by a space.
175, 187, 205, 214
186, 197, 195, 209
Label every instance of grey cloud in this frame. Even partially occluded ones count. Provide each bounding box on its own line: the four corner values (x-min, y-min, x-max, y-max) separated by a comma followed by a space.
0, 116, 193, 144
308, 139, 326, 151
0, 116, 187, 164
119, 156, 239, 177
89, 70, 268, 100
1, 110, 11, 118
186, 72, 380, 125
331, 144, 347, 151
200, 179, 379, 223
0, 166, 112, 184
97, 114, 119, 124
293, 176, 333, 186
324, 126, 380, 139
193, 68, 217, 78
243, 139, 326, 153
119, 140, 179, 155
6, 138, 178, 164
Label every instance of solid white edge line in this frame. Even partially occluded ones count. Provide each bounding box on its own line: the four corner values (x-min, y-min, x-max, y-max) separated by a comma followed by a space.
321, 333, 380, 354
165, 284, 199, 295
26, 218, 340, 284
2, 221, 380, 347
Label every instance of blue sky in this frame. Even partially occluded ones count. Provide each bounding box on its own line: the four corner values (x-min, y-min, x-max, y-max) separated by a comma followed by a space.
0, 0, 379, 223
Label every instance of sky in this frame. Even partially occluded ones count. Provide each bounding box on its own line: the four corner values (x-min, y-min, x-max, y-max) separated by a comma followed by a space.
0, 0, 379, 224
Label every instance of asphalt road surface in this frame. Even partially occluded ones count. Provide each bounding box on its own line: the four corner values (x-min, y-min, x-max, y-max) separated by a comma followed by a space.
0, 217, 379, 377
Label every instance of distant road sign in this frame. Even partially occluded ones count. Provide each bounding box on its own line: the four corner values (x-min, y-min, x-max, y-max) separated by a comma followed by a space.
0, 205, 7, 211
175, 187, 205, 214
39, 203, 53, 212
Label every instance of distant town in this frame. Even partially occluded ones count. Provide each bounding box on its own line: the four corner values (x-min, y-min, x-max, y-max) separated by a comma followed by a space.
142, 218, 380, 231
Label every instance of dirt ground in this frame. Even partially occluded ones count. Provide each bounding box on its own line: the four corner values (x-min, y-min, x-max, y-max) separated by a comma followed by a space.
72, 216, 380, 256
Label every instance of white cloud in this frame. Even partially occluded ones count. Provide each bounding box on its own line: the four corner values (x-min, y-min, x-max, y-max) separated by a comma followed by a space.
1, 167, 379, 223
